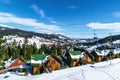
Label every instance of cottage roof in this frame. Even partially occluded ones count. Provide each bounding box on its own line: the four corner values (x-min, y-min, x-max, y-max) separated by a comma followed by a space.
95, 49, 110, 56
70, 51, 81, 55
31, 54, 48, 64
49, 54, 61, 63
31, 54, 48, 61
69, 51, 82, 59
4, 56, 19, 68
114, 48, 120, 54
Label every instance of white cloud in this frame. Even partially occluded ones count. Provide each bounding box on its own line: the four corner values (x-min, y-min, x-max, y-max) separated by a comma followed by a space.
31, 4, 45, 18
46, 17, 61, 24
113, 11, 120, 17
31, 5, 61, 24
0, 12, 61, 31
37, 30, 55, 34
50, 20, 59, 24
67, 6, 77, 9
87, 22, 120, 32
0, 0, 10, 4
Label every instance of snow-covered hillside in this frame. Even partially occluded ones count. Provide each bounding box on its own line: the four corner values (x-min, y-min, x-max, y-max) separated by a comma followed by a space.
2, 35, 55, 49
1, 58, 120, 80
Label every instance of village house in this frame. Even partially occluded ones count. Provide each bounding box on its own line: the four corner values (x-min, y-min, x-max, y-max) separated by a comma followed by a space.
69, 50, 82, 67
80, 50, 94, 64
31, 54, 61, 74
4, 56, 25, 68
90, 48, 120, 62
113, 48, 120, 58
31, 54, 48, 74
44, 54, 61, 72
91, 50, 104, 62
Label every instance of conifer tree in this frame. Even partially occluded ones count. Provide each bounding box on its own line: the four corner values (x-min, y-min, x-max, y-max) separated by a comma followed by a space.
57, 46, 62, 55
51, 44, 57, 55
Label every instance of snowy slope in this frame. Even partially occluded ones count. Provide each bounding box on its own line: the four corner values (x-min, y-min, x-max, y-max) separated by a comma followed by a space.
1, 58, 120, 80
2, 35, 53, 49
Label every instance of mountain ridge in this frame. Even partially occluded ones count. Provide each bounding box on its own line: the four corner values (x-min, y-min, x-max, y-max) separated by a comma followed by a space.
0, 25, 71, 41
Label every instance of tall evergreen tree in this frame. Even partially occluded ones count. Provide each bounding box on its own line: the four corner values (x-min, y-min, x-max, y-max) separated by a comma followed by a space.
51, 45, 57, 55
57, 46, 62, 55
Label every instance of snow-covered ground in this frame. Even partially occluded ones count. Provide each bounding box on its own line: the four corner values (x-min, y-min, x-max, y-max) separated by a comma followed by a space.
1, 58, 120, 80
2, 35, 54, 49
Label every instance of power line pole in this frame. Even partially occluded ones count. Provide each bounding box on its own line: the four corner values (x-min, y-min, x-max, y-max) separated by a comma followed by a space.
94, 30, 97, 38
109, 33, 112, 65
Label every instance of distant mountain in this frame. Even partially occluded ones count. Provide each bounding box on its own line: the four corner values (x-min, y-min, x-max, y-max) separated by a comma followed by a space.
74, 37, 100, 43
95, 34, 120, 44
0, 25, 71, 41
76, 34, 120, 46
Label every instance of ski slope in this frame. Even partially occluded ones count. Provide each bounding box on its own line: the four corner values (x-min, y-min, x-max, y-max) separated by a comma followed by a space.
1, 58, 120, 80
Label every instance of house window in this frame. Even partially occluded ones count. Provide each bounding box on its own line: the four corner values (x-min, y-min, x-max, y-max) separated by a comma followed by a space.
47, 64, 52, 68
52, 60, 55, 64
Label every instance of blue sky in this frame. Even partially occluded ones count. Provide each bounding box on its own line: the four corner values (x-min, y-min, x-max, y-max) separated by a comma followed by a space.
0, 0, 120, 38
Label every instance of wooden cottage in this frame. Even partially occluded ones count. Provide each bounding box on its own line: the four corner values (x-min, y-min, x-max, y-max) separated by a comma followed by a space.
44, 54, 61, 72
80, 50, 94, 64
106, 49, 115, 60
113, 48, 120, 58
4, 56, 25, 68
69, 51, 82, 67
62, 50, 85, 67
91, 50, 103, 62
31, 54, 48, 74
93, 49, 115, 61
31, 54, 61, 74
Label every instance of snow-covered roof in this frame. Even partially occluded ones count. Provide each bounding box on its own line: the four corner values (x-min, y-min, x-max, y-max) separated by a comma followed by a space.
95, 48, 120, 56
31, 54, 48, 64
4, 57, 17, 68
86, 46, 97, 53
70, 53, 81, 59
95, 50, 110, 56
69, 51, 83, 59
113, 40, 120, 44
113, 48, 120, 54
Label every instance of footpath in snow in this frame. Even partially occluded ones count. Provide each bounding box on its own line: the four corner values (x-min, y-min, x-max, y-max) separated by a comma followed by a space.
1, 58, 120, 80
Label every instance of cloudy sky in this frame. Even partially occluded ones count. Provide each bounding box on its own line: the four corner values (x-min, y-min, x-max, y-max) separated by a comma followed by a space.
0, 0, 120, 38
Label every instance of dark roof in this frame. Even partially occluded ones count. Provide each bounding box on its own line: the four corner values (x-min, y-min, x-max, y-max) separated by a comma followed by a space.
50, 54, 61, 63
91, 51, 99, 58
84, 51, 94, 60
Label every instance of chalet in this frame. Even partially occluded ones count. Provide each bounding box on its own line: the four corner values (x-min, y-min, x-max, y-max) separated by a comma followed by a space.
91, 50, 103, 62
4, 56, 25, 68
106, 50, 115, 60
113, 48, 120, 58
80, 50, 94, 64
94, 49, 116, 61
69, 51, 82, 66
44, 54, 61, 72
62, 50, 85, 67
31, 54, 61, 74
31, 54, 48, 74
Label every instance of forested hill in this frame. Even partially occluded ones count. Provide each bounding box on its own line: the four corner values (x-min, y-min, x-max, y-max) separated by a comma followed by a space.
94, 34, 120, 44
0, 26, 71, 40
